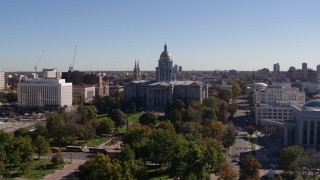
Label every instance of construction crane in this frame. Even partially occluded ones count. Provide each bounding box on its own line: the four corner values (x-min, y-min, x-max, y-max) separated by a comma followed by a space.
34, 50, 45, 73
69, 44, 77, 71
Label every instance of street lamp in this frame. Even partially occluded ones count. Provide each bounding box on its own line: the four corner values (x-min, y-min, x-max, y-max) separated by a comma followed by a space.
70, 152, 73, 163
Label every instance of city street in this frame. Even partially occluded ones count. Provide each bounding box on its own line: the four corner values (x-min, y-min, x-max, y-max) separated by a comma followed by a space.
226, 97, 284, 178
44, 140, 122, 180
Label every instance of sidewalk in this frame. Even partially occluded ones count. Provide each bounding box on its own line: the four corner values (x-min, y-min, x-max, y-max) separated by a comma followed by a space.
43, 160, 86, 180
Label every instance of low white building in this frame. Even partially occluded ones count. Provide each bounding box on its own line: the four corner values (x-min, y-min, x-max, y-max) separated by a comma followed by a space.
73, 85, 95, 104
17, 78, 72, 108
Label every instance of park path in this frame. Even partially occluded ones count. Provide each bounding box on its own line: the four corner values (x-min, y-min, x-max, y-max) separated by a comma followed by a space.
43, 160, 85, 180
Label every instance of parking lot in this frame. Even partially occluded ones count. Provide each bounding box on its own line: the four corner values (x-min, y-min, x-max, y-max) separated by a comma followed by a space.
0, 118, 43, 132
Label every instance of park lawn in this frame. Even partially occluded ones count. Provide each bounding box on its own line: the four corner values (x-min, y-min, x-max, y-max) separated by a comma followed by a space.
148, 167, 170, 180
86, 137, 108, 147
98, 113, 109, 119
127, 113, 141, 123
6, 159, 65, 180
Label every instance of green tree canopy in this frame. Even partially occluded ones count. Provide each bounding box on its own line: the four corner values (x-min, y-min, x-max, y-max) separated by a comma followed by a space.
33, 135, 50, 159
96, 117, 115, 135
202, 106, 217, 120
280, 145, 305, 174
173, 99, 185, 111
110, 109, 127, 129
14, 128, 30, 138
78, 154, 124, 180
139, 112, 157, 126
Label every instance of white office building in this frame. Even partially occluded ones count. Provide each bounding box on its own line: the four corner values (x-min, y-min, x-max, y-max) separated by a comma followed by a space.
254, 83, 304, 106
254, 82, 305, 124
262, 100, 320, 150
17, 78, 72, 108
0, 70, 4, 91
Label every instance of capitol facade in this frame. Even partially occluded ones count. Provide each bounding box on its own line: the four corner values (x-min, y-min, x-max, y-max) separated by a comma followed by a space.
124, 44, 209, 111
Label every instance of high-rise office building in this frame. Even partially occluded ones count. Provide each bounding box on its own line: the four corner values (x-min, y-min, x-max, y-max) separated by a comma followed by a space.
302, 62, 307, 71
273, 63, 280, 75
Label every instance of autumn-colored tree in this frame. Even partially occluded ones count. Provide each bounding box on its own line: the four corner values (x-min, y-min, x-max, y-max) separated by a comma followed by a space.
201, 120, 224, 140
232, 82, 241, 97
239, 155, 261, 180
222, 125, 237, 149
217, 161, 238, 180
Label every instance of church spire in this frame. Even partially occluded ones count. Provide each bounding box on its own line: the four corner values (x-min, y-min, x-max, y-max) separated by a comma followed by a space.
164, 43, 167, 51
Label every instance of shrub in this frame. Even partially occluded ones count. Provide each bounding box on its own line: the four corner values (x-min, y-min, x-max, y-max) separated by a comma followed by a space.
51, 153, 64, 166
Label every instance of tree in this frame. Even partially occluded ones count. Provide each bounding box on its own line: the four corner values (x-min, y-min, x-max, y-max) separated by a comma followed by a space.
239, 155, 261, 180
222, 125, 237, 149
280, 145, 305, 175
5, 92, 17, 103
173, 99, 185, 111
96, 117, 115, 135
168, 109, 182, 125
170, 136, 223, 179
110, 109, 127, 130
201, 120, 224, 140
0, 131, 11, 174
156, 121, 176, 133
247, 125, 255, 136
296, 149, 320, 180
218, 89, 232, 103
14, 128, 30, 138
232, 82, 241, 97
78, 154, 124, 180
202, 107, 217, 120
33, 136, 50, 159
139, 112, 157, 126
46, 113, 69, 145
31, 125, 48, 140
228, 100, 238, 118
147, 129, 177, 167
122, 127, 150, 160
51, 153, 64, 166
217, 162, 239, 180
5, 136, 34, 169
77, 105, 98, 124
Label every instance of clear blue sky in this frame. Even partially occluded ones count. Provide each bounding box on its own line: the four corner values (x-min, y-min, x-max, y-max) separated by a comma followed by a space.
1, 0, 320, 72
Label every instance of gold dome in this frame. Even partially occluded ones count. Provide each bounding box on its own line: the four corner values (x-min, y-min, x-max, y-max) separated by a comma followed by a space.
160, 44, 171, 58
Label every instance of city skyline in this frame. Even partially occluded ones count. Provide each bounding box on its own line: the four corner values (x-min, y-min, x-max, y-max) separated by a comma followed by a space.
1, 1, 320, 72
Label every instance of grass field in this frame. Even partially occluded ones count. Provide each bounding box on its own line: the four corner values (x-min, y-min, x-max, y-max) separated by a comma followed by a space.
127, 113, 141, 123
86, 137, 108, 147
148, 167, 170, 180
4, 159, 65, 179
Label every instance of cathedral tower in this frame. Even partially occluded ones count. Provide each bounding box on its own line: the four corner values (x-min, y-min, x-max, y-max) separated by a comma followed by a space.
133, 60, 141, 80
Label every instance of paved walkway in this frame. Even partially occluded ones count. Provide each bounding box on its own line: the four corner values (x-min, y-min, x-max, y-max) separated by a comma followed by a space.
43, 160, 86, 180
